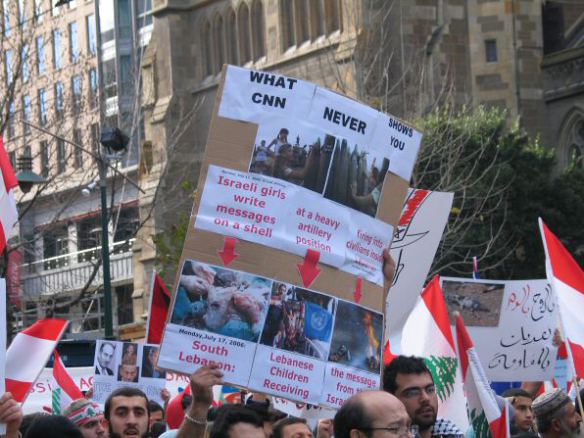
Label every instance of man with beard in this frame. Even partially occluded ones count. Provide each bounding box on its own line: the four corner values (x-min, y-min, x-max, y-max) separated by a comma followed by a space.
383, 356, 464, 438
104, 387, 150, 438
63, 398, 107, 438
533, 388, 582, 438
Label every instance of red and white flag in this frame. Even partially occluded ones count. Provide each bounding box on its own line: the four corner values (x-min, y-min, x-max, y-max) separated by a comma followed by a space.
52, 350, 84, 414
539, 219, 584, 377
455, 314, 509, 438
6, 319, 69, 402
146, 272, 171, 344
0, 137, 19, 254
391, 276, 468, 430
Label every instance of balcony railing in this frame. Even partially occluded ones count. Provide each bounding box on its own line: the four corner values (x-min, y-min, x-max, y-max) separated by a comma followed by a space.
20, 239, 135, 297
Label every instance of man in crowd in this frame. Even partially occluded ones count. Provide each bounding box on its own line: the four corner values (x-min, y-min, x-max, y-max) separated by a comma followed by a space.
63, 398, 107, 438
104, 387, 150, 438
502, 388, 534, 434
149, 400, 165, 428
271, 417, 313, 438
96, 342, 116, 376
383, 356, 464, 438
333, 390, 414, 438
532, 388, 582, 438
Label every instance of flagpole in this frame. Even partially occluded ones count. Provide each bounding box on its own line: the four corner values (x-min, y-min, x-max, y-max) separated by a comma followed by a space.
144, 270, 156, 343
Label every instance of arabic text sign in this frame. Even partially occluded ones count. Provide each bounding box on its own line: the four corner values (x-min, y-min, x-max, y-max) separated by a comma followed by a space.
442, 277, 558, 381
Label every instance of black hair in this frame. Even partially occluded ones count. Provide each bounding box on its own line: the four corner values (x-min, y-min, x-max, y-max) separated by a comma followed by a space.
502, 388, 533, 400
148, 400, 164, 415
209, 405, 264, 438
150, 421, 167, 438
272, 417, 308, 438
20, 413, 49, 436
99, 341, 116, 352
23, 415, 83, 438
383, 355, 432, 394
334, 395, 373, 438
104, 387, 149, 420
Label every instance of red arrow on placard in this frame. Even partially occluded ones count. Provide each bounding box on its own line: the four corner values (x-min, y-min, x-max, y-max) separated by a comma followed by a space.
354, 277, 363, 303
297, 249, 321, 288
218, 237, 239, 266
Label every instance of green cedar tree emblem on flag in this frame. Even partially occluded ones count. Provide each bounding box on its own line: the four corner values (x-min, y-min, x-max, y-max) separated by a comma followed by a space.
469, 408, 492, 438
52, 387, 62, 415
424, 356, 457, 402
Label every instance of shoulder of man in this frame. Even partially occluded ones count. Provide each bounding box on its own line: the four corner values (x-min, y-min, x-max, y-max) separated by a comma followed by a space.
431, 417, 465, 438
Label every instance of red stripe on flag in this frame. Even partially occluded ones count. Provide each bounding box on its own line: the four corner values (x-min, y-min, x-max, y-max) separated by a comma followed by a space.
383, 340, 397, 365
541, 221, 584, 295
568, 340, 584, 378
489, 403, 509, 438
0, 137, 18, 191
147, 274, 171, 344
0, 225, 6, 255
455, 314, 473, 380
53, 351, 83, 401
398, 189, 430, 226
5, 378, 32, 403
22, 319, 68, 341
421, 276, 456, 351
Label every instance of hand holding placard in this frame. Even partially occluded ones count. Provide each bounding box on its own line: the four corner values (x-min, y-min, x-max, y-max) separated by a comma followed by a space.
0, 392, 23, 438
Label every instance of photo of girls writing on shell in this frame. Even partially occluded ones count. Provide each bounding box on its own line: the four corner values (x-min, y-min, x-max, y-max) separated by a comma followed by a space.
249, 122, 336, 194
259, 282, 336, 360
170, 260, 272, 342
324, 139, 390, 218
328, 301, 384, 373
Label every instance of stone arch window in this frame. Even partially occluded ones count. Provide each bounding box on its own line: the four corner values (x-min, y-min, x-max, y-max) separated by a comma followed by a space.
310, 0, 325, 40
251, 0, 266, 61
567, 119, 584, 168
226, 8, 238, 65
294, 0, 309, 45
280, 0, 295, 51
558, 109, 584, 169
324, 0, 341, 35
202, 19, 214, 77
213, 14, 225, 73
238, 2, 252, 65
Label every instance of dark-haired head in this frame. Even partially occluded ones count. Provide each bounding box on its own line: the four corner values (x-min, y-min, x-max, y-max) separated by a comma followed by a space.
383, 355, 432, 394
210, 405, 264, 438
23, 415, 83, 438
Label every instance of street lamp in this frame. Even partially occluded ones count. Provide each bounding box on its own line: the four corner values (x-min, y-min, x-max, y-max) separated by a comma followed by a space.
99, 127, 129, 339
15, 150, 46, 193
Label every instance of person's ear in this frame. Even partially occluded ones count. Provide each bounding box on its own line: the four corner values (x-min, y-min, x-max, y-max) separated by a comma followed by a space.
551, 417, 562, 432
350, 429, 365, 438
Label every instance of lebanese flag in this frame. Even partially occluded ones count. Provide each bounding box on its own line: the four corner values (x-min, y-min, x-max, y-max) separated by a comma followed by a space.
146, 273, 171, 344
166, 385, 192, 429
392, 276, 468, 430
5, 319, 69, 402
456, 314, 509, 438
52, 350, 84, 414
0, 137, 19, 254
539, 219, 584, 377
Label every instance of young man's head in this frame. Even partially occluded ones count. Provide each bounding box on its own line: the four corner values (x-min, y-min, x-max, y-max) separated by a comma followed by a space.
272, 417, 313, 438
63, 399, 106, 438
148, 400, 164, 427
383, 355, 438, 433
533, 389, 582, 438
209, 405, 264, 438
502, 388, 534, 432
104, 387, 150, 438
334, 390, 411, 438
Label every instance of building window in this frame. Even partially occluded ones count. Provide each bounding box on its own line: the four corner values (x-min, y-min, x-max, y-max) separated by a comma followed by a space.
3, 0, 11, 36
89, 68, 98, 108
310, 0, 324, 39
8, 151, 16, 170
136, 0, 152, 27
53, 30, 62, 69
324, 0, 341, 35
485, 39, 497, 63
43, 225, 69, 269
116, 285, 134, 325
38, 88, 48, 126
91, 123, 100, 155
40, 140, 49, 177
294, 0, 309, 45
5, 49, 13, 84
21, 44, 30, 82
22, 95, 31, 135
72, 75, 82, 110
280, 0, 295, 51
51, 0, 61, 16
226, 9, 238, 65
73, 129, 83, 168
213, 14, 225, 73
113, 207, 139, 244
34, 0, 43, 22
103, 58, 117, 98
119, 54, 131, 95
7, 103, 14, 139
238, 3, 252, 64
117, 0, 132, 39
252, 0, 266, 61
55, 81, 64, 118
202, 20, 213, 76
69, 21, 79, 63
57, 139, 66, 173
86, 14, 96, 55
18, 0, 26, 28
77, 215, 101, 262
37, 36, 46, 74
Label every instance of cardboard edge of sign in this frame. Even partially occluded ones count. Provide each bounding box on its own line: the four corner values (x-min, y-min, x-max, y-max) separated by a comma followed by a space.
156, 64, 412, 376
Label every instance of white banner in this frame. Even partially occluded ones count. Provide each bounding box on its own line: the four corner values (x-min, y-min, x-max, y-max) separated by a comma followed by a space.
442, 277, 558, 381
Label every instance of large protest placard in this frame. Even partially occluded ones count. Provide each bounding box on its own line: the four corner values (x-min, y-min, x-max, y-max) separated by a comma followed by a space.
93, 341, 166, 404
386, 189, 454, 349
442, 277, 558, 381
159, 65, 423, 407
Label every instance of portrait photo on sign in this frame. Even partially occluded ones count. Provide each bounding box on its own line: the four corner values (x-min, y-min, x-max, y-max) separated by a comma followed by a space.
443, 279, 505, 327
117, 364, 140, 383
249, 117, 336, 195
121, 342, 138, 365
170, 260, 272, 342
328, 300, 383, 372
259, 282, 336, 360
142, 346, 166, 379
323, 139, 390, 218
94, 341, 117, 376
